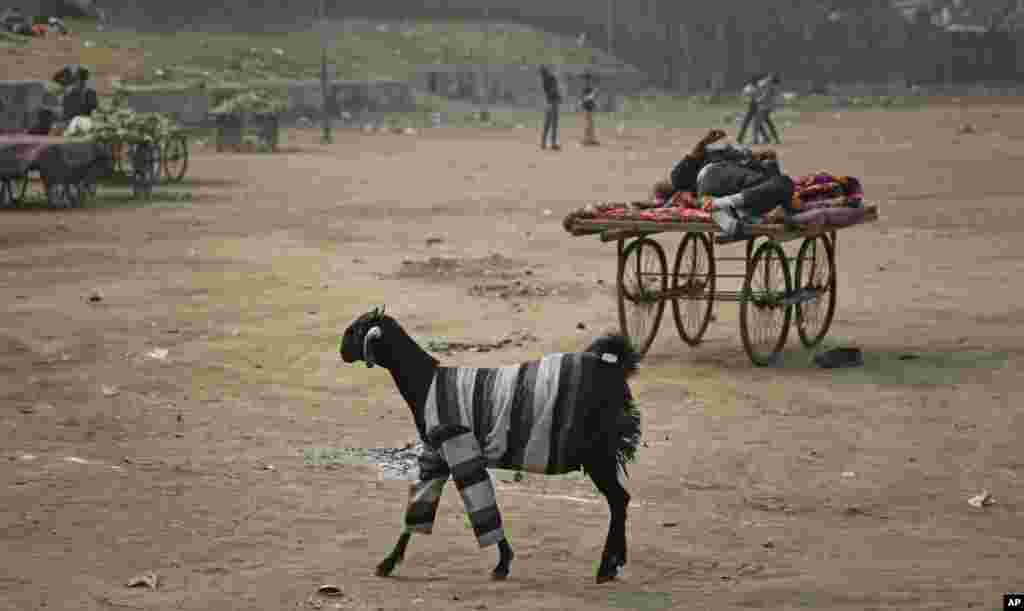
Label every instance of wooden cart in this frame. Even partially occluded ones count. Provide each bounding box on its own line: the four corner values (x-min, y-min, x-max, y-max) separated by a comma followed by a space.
564, 205, 879, 366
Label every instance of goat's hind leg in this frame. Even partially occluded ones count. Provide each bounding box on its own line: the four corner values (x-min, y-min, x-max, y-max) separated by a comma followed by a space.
586, 457, 631, 584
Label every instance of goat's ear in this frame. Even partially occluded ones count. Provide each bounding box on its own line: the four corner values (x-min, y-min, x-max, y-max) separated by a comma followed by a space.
363, 326, 382, 368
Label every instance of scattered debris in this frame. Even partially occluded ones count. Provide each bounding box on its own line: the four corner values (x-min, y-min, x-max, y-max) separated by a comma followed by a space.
576, 322, 586, 330
17, 404, 36, 414
898, 353, 919, 361
841, 471, 856, 478
316, 585, 343, 597
101, 385, 120, 397
126, 572, 158, 589
762, 541, 775, 549
18, 453, 37, 461
542, 209, 553, 216
957, 123, 976, 135
87, 291, 103, 303
146, 348, 169, 360
968, 490, 995, 508
65, 456, 90, 465
230, 329, 241, 337
424, 330, 538, 355
425, 236, 443, 246
662, 522, 679, 528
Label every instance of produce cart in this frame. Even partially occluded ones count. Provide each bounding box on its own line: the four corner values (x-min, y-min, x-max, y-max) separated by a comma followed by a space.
562, 188, 879, 366
0, 134, 112, 208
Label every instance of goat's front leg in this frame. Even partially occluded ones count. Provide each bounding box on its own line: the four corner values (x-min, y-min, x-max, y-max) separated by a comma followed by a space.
438, 428, 512, 580
377, 450, 450, 578
376, 530, 412, 577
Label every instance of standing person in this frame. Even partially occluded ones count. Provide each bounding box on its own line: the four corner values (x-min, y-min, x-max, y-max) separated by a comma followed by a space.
54, 65, 98, 123
751, 73, 782, 145
580, 71, 599, 146
737, 73, 770, 145
539, 65, 561, 151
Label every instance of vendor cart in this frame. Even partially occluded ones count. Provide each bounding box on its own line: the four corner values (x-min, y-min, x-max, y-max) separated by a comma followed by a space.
0, 134, 113, 208
563, 204, 879, 366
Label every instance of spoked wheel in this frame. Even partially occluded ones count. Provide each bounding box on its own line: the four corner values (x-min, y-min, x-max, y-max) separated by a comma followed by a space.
10, 172, 29, 204
794, 234, 837, 348
617, 237, 668, 358
671, 232, 716, 346
739, 241, 793, 366
161, 134, 189, 183
45, 181, 88, 208
129, 143, 161, 198
128, 143, 162, 183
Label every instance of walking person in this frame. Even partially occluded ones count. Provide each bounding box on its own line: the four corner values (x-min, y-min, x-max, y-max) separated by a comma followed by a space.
737, 73, 770, 145
580, 71, 599, 146
751, 73, 782, 145
539, 65, 561, 151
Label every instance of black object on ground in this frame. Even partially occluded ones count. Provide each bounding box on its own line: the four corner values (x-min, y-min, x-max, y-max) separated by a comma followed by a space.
814, 347, 863, 369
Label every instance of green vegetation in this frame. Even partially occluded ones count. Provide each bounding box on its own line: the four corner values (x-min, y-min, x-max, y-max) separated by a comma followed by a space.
63, 18, 601, 90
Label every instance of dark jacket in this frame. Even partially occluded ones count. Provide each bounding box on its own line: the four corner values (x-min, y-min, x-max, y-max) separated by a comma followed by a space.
581, 85, 596, 112
670, 145, 780, 196
62, 86, 98, 122
540, 69, 561, 104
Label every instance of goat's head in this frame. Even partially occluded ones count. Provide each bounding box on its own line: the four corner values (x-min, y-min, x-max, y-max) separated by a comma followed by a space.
339, 305, 393, 368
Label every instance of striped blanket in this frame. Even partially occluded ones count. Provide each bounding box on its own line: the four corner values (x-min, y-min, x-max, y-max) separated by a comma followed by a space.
407, 353, 607, 548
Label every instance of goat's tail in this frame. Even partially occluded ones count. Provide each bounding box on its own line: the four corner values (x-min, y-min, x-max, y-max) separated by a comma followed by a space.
584, 333, 639, 379
584, 333, 642, 475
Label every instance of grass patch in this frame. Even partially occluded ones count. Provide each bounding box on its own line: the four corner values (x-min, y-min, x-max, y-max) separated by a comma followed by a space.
0, 31, 31, 48
64, 18, 602, 89
778, 338, 1008, 387
607, 591, 674, 611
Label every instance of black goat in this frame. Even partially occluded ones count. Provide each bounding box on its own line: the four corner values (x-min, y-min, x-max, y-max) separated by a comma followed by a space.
339, 306, 642, 583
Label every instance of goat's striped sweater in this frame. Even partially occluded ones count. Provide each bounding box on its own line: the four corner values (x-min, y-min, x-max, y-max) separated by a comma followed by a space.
404, 352, 607, 547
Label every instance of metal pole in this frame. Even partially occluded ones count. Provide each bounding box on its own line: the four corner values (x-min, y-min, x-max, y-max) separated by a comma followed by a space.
320, 0, 333, 144
607, 0, 614, 56
480, 7, 490, 121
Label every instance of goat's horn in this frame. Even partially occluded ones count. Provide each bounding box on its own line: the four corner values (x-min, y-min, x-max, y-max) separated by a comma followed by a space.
363, 325, 382, 368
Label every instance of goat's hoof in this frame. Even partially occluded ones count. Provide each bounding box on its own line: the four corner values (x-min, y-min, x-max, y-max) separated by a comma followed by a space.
595, 572, 618, 584
375, 557, 398, 577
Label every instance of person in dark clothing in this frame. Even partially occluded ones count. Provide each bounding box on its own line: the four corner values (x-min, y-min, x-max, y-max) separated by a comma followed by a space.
53, 65, 98, 122
28, 107, 57, 135
737, 73, 770, 145
751, 73, 782, 145
669, 129, 795, 239
539, 65, 561, 151
580, 71, 599, 146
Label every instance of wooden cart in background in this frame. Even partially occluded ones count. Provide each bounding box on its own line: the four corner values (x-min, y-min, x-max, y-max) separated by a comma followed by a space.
564, 205, 879, 366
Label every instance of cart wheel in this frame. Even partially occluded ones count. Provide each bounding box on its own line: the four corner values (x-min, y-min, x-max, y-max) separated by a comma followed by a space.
617, 237, 668, 358
11, 172, 29, 204
739, 241, 793, 366
128, 143, 162, 185
45, 181, 80, 208
794, 234, 837, 348
161, 135, 189, 183
671, 232, 716, 346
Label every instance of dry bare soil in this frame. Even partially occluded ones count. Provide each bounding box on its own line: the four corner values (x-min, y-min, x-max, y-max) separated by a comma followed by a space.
2, 101, 1022, 611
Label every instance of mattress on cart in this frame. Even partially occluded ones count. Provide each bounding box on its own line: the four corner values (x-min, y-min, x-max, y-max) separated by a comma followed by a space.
563, 172, 868, 233
0, 135, 111, 183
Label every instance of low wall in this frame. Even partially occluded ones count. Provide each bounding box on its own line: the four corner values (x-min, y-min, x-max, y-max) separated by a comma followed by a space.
411, 64, 646, 111
115, 79, 416, 125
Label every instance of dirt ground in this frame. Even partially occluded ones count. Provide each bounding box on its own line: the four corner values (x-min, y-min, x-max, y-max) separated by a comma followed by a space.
2, 101, 1022, 611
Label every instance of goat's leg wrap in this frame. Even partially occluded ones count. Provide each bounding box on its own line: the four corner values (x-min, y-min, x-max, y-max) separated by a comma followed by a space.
404, 446, 449, 534
441, 431, 505, 548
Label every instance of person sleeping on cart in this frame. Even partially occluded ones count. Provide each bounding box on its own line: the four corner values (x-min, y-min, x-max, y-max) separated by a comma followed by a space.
661, 129, 797, 241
